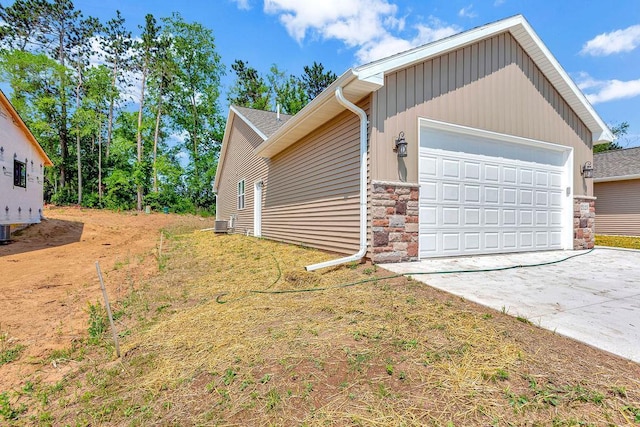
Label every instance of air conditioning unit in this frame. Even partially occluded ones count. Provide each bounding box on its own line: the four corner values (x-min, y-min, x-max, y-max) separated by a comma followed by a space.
214, 220, 228, 233
0, 225, 10, 244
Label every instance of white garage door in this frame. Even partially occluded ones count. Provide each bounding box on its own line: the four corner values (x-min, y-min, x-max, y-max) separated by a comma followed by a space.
419, 121, 571, 258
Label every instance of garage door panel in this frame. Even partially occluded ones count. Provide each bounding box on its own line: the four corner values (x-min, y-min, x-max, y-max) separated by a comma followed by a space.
485, 164, 500, 182
464, 162, 480, 180
520, 189, 533, 205
443, 159, 460, 178
421, 156, 438, 176
464, 185, 480, 203
464, 208, 480, 225
520, 169, 533, 185
504, 166, 517, 184
485, 187, 499, 203
442, 207, 460, 225
419, 141, 567, 258
503, 188, 517, 204
421, 182, 437, 201
442, 183, 460, 202
520, 232, 534, 248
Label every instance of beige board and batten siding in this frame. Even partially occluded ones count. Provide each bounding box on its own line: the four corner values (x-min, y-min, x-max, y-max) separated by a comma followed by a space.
371, 31, 592, 195
594, 180, 640, 236
216, 116, 268, 234
261, 99, 370, 254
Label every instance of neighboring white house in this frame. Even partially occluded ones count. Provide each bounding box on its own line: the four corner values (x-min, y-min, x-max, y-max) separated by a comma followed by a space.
0, 89, 53, 240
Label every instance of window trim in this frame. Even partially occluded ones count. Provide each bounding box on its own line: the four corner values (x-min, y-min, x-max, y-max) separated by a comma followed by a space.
14, 159, 26, 188
237, 179, 245, 210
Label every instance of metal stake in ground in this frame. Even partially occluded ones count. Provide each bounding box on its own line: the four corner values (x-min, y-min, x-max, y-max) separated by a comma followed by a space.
95, 261, 121, 358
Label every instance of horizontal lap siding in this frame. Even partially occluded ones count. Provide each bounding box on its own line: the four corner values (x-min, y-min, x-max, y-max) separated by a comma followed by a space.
372, 32, 592, 194
594, 180, 640, 235
262, 100, 369, 254
216, 117, 268, 234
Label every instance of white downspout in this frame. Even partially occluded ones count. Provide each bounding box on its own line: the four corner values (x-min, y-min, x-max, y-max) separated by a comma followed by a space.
305, 87, 368, 271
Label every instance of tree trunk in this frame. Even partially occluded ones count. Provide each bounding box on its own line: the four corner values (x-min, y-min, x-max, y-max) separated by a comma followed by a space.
106, 60, 118, 159
153, 98, 162, 193
136, 67, 147, 211
191, 93, 198, 178
76, 69, 82, 205
98, 122, 103, 203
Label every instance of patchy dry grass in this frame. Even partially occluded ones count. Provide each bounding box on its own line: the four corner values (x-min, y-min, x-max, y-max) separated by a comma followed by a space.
2, 227, 640, 426
597, 234, 640, 250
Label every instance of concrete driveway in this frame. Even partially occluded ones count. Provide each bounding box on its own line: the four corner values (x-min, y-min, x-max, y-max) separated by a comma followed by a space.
381, 247, 640, 364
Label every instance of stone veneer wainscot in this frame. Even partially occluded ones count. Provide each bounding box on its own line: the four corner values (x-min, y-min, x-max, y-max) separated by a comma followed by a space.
574, 196, 595, 249
371, 181, 419, 263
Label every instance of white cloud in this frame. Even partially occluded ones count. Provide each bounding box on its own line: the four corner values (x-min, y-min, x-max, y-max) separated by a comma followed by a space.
262, 0, 459, 63
494, 0, 506, 5
458, 5, 477, 19
581, 24, 640, 56
577, 72, 640, 104
231, 0, 251, 10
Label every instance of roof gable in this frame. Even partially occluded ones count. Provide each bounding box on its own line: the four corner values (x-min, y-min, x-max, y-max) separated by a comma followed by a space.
256, 14, 613, 158
594, 147, 640, 181
0, 89, 53, 166
213, 106, 291, 192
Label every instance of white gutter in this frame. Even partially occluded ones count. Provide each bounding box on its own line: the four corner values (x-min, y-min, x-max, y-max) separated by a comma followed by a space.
305, 87, 368, 271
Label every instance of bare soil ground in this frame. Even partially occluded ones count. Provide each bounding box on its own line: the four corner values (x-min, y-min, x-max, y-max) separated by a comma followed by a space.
0, 206, 207, 388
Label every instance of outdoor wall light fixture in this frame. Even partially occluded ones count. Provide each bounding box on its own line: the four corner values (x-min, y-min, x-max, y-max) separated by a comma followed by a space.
394, 131, 408, 158
581, 161, 594, 178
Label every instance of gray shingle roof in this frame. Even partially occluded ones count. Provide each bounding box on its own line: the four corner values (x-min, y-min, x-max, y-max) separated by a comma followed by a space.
594, 147, 640, 179
233, 106, 292, 138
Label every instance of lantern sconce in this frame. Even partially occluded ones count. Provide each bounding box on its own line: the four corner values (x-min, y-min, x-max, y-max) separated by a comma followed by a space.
581, 161, 594, 178
394, 131, 408, 158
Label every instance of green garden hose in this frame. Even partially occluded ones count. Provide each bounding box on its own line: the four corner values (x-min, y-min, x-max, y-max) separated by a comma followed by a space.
215, 248, 595, 304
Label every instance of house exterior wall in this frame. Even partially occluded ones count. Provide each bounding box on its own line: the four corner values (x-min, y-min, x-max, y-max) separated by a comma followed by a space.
594, 180, 640, 236
261, 99, 370, 254
0, 103, 47, 226
215, 116, 268, 234
370, 31, 593, 197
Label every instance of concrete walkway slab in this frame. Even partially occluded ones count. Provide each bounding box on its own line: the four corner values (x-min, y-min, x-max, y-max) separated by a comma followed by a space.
381, 248, 640, 363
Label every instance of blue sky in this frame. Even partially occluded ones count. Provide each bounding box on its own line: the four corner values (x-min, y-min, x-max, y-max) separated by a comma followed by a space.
35, 1, 640, 145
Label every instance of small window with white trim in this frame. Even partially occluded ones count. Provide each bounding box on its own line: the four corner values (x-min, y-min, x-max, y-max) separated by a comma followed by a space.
237, 179, 245, 210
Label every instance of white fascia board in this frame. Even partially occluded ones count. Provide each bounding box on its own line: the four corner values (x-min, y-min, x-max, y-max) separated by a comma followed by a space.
214, 106, 271, 192
514, 19, 614, 144
354, 14, 613, 144
355, 15, 524, 80
213, 108, 239, 193
594, 174, 640, 183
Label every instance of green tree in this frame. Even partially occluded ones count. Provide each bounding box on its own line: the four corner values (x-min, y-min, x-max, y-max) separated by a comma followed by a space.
163, 12, 225, 210
227, 59, 271, 110
0, 50, 64, 199
133, 14, 161, 210
301, 61, 337, 100
594, 122, 628, 153
101, 10, 132, 159
268, 64, 308, 115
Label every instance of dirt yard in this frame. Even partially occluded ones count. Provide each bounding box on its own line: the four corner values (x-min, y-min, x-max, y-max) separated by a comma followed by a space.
0, 206, 207, 389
